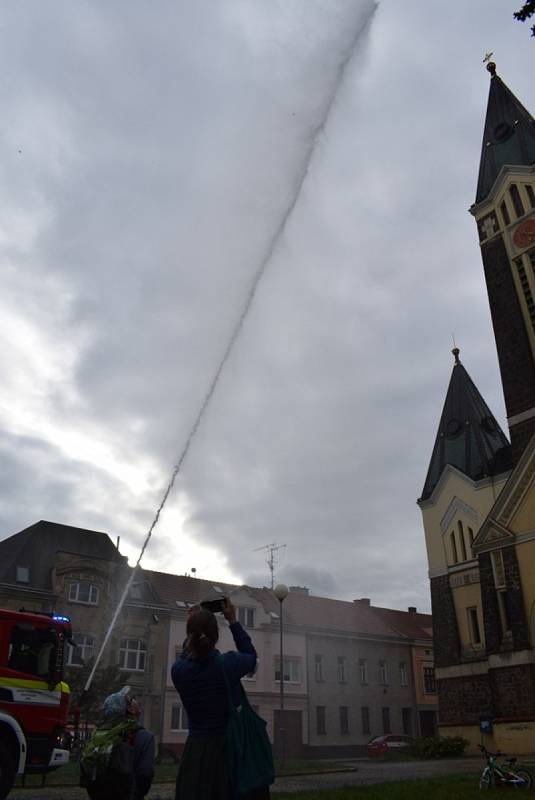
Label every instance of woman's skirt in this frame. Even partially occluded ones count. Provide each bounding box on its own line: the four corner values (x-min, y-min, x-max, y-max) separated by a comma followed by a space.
175, 735, 270, 800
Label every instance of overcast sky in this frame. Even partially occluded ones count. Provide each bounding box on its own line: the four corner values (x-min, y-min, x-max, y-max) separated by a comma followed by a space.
1, 2, 533, 613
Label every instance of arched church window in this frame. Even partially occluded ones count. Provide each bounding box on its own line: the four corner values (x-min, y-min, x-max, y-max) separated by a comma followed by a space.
468, 527, 474, 557
500, 200, 511, 227
450, 532, 458, 564
458, 521, 467, 561
526, 184, 535, 210
510, 184, 525, 218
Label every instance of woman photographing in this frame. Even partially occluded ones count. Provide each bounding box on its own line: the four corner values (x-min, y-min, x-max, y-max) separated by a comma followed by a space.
171, 597, 272, 800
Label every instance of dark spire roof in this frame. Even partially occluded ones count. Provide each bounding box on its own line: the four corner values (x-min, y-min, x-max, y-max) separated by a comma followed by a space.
419, 349, 512, 502
475, 65, 535, 204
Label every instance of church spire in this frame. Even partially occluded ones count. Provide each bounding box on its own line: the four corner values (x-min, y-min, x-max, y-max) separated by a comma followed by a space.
475, 64, 535, 204
419, 350, 512, 502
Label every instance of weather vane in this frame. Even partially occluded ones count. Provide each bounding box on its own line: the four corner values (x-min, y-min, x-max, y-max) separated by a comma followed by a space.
482, 52, 494, 63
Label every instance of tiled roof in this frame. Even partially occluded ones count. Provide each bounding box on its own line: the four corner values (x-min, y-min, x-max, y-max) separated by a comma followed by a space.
0, 520, 124, 588
144, 571, 428, 640
368, 606, 433, 641
143, 569, 240, 606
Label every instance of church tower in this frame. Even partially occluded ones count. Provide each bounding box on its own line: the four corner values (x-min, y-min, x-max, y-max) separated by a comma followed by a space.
470, 62, 535, 462
419, 67, 535, 754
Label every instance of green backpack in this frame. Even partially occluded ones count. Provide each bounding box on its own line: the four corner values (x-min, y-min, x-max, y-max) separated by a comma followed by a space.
80, 717, 140, 799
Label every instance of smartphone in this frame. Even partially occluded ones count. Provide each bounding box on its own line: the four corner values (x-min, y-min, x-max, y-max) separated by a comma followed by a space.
200, 596, 226, 613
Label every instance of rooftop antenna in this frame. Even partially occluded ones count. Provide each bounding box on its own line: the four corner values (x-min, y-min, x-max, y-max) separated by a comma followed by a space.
254, 542, 286, 589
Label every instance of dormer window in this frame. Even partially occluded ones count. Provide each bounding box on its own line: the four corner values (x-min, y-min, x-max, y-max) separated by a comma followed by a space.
69, 581, 99, 605
16, 566, 30, 584
237, 607, 255, 628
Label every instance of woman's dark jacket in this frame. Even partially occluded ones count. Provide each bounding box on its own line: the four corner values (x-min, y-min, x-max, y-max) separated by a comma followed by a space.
171, 621, 257, 737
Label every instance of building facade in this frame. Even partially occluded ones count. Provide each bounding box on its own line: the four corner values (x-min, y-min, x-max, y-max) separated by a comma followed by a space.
419, 64, 535, 754
0, 520, 437, 756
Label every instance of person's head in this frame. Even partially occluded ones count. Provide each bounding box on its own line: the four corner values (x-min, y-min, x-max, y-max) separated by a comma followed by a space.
102, 685, 140, 720
185, 609, 219, 660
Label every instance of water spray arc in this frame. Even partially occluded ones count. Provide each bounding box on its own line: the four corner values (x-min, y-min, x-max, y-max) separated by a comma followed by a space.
83, 4, 376, 693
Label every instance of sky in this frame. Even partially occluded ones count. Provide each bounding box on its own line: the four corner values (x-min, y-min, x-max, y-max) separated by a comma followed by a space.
1, 1, 533, 613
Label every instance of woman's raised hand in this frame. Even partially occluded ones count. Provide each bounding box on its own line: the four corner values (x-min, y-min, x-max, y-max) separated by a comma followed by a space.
222, 597, 236, 624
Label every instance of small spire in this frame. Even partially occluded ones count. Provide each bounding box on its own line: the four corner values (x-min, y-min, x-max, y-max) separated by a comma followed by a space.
452, 346, 461, 364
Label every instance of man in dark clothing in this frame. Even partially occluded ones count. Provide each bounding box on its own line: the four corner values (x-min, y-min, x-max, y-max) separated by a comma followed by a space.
83, 685, 155, 800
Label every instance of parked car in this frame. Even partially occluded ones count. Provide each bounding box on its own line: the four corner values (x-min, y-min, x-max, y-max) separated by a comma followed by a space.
367, 734, 412, 757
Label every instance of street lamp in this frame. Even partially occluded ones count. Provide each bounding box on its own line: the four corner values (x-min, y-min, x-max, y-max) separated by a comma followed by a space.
273, 583, 288, 764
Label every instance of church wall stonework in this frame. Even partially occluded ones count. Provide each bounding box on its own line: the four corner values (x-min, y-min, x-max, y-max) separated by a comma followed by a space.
510, 417, 535, 465
438, 674, 492, 725
503, 546, 530, 651
479, 551, 502, 655
481, 236, 535, 458
430, 575, 460, 667
491, 664, 535, 719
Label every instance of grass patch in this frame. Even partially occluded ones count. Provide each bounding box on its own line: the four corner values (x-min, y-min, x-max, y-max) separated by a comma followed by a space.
275, 772, 489, 800
17, 757, 344, 787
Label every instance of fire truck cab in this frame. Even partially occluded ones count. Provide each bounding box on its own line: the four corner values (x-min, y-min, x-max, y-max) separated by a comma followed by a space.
0, 608, 73, 798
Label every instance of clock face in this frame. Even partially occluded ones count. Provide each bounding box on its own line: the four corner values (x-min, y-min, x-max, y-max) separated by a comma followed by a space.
512, 218, 535, 249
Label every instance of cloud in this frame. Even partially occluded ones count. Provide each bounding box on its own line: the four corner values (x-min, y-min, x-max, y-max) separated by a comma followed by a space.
0, 1, 532, 614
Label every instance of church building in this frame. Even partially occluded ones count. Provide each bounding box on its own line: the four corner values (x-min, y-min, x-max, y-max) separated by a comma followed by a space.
418, 62, 535, 754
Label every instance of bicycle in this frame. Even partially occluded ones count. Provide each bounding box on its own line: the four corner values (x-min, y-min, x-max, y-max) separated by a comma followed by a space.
478, 744, 533, 790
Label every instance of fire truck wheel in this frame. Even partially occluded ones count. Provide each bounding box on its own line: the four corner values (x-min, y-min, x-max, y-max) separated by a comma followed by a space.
0, 742, 16, 800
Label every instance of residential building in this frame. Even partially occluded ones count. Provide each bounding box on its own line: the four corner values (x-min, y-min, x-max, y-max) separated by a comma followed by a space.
0, 520, 436, 757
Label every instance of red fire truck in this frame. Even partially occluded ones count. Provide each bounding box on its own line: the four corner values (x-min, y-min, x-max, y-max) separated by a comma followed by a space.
0, 608, 73, 798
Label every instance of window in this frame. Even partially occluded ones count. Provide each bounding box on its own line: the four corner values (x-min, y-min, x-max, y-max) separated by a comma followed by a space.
315, 654, 324, 682
339, 706, 349, 735
237, 607, 255, 628
491, 550, 506, 588
382, 707, 391, 734
527, 184, 535, 209
316, 706, 326, 735
358, 658, 368, 685
450, 532, 458, 564
130, 583, 143, 600
337, 656, 347, 683
67, 633, 95, 667
510, 183, 525, 218
378, 660, 388, 686
423, 667, 436, 694
8, 625, 58, 678
69, 581, 99, 605
399, 662, 408, 687
467, 607, 482, 645
361, 706, 370, 735
468, 527, 474, 555
497, 591, 511, 636
170, 703, 188, 731
500, 200, 511, 226
119, 638, 146, 671
458, 521, 467, 561
16, 566, 30, 583
274, 657, 300, 683
402, 707, 413, 736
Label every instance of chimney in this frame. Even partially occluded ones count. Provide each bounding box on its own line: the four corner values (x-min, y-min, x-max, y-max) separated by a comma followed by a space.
289, 586, 309, 595
408, 606, 417, 613
116, 536, 121, 550
355, 598, 371, 606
